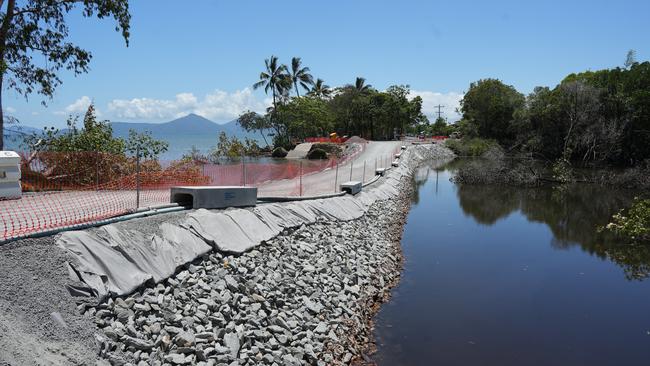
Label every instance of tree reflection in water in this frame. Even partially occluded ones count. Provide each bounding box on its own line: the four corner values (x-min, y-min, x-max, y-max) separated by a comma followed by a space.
453, 173, 650, 280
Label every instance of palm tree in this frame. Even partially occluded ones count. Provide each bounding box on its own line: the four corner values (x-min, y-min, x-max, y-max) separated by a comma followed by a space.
252, 55, 290, 111
353, 77, 372, 92
289, 57, 314, 97
308, 78, 331, 99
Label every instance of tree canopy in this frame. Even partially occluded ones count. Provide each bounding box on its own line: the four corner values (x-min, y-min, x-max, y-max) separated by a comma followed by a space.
459, 57, 650, 166
0, 0, 131, 150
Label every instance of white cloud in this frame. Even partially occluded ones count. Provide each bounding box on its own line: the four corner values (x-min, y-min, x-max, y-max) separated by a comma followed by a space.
409, 90, 464, 122
103, 88, 462, 123
55, 96, 99, 116
107, 88, 270, 122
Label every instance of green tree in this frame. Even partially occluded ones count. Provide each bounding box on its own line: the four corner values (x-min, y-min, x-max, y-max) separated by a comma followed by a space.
237, 110, 271, 146
308, 78, 332, 99
27, 103, 124, 154
0, 0, 131, 150
460, 78, 525, 145
252, 55, 290, 112
276, 96, 334, 140
125, 130, 169, 159
348, 77, 372, 93
430, 117, 450, 136
289, 57, 313, 97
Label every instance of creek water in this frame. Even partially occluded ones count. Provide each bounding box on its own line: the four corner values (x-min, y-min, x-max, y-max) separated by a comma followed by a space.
372, 161, 650, 366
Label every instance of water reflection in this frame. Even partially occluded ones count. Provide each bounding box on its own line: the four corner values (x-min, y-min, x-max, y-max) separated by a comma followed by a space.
455, 179, 649, 280
372, 161, 650, 365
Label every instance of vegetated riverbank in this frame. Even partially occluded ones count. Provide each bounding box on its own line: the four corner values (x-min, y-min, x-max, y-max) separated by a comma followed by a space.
447, 140, 650, 191
0, 143, 455, 365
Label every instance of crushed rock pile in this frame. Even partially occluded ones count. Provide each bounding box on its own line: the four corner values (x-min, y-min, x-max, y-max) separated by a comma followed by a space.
91, 186, 411, 366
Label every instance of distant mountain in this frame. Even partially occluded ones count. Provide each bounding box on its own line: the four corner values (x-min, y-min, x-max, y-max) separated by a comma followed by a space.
2, 114, 272, 159
110, 114, 272, 159
2, 125, 42, 152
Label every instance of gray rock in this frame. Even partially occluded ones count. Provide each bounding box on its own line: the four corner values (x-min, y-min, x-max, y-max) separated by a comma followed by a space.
223, 332, 240, 358
122, 335, 154, 350
175, 330, 196, 347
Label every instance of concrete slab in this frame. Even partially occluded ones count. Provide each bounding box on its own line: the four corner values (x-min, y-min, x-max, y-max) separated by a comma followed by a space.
171, 186, 257, 209
341, 181, 362, 195
286, 143, 314, 159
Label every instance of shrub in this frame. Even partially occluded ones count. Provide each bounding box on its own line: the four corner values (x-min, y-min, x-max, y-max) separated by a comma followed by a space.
272, 147, 288, 158
445, 138, 498, 157
604, 197, 650, 242
307, 148, 328, 160
311, 143, 342, 157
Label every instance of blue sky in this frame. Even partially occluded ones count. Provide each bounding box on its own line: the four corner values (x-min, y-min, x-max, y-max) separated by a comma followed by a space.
4, 0, 649, 128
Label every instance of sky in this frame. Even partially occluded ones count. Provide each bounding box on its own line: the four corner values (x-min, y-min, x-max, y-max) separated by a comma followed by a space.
3, 0, 649, 128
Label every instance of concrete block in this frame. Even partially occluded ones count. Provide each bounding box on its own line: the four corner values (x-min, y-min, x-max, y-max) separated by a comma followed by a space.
375, 168, 387, 176
395, 152, 402, 158
392, 160, 399, 167
340, 181, 362, 195
171, 186, 257, 209
0, 151, 21, 199
401, 145, 406, 150
0, 181, 21, 199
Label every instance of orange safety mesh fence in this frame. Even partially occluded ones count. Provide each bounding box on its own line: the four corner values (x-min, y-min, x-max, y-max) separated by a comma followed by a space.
1, 141, 371, 241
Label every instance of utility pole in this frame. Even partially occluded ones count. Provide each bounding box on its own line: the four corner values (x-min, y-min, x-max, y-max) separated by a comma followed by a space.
434, 104, 444, 120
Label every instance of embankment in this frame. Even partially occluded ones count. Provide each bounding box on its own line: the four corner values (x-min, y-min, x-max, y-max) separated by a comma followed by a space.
0, 143, 454, 365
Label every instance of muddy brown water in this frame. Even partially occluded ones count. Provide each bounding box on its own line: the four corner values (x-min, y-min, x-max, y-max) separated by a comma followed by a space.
372, 162, 650, 366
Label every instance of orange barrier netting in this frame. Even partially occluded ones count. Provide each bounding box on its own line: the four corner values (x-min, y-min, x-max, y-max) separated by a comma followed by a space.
1, 141, 370, 241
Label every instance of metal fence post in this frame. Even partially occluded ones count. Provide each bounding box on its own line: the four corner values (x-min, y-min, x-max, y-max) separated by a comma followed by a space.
136, 146, 141, 210
299, 161, 303, 196
95, 151, 100, 191
242, 154, 246, 186
349, 161, 353, 181
334, 162, 339, 193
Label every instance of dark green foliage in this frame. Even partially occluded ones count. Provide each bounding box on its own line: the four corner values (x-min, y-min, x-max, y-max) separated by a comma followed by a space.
428, 117, 453, 136
460, 79, 525, 144
460, 59, 650, 167
26, 104, 124, 154
604, 197, 650, 242
271, 147, 288, 158
307, 148, 328, 160
125, 129, 169, 159
211, 132, 262, 161
252, 57, 427, 146
237, 111, 271, 146
276, 97, 334, 141
444, 138, 498, 157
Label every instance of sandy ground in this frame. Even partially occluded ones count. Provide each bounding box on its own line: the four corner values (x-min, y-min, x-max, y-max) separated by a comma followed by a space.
0, 237, 98, 365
